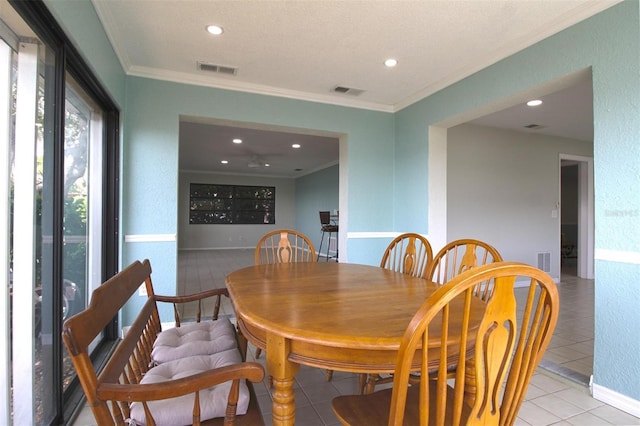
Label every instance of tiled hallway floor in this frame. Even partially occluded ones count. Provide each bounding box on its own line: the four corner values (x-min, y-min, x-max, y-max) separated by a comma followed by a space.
72, 250, 639, 426
537, 264, 595, 385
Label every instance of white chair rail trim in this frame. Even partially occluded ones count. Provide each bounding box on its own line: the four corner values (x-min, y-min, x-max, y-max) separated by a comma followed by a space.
124, 234, 177, 243
347, 232, 430, 239
594, 249, 640, 265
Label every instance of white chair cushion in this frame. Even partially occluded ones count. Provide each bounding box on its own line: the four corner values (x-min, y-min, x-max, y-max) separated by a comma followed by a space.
129, 349, 250, 425
151, 319, 237, 364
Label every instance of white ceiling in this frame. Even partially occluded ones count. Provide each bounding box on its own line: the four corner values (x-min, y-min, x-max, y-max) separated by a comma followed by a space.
91, 0, 615, 177
179, 118, 340, 177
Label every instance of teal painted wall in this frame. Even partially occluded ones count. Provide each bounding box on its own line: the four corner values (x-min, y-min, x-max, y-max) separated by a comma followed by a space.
44, 0, 126, 108
47, 0, 640, 405
121, 77, 393, 321
394, 1, 640, 401
296, 165, 339, 252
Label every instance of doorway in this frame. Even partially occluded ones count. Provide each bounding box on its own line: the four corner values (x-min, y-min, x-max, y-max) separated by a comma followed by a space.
177, 117, 343, 255
560, 155, 594, 280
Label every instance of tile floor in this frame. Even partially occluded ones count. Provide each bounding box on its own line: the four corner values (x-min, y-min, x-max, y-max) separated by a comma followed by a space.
72, 250, 640, 426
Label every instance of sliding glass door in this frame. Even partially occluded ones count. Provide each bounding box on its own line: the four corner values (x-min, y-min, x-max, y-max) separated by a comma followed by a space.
9, 28, 59, 426
1, 1, 119, 423
62, 74, 106, 393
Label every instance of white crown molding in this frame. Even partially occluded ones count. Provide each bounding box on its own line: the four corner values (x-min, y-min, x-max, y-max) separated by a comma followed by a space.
93, 0, 618, 114
179, 168, 293, 179
179, 160, 338, 179
296, 160, 340, 177
127, 65, 395, 113
91, 0, 133, 72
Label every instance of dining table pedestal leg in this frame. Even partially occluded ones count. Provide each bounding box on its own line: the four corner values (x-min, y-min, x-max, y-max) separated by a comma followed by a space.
267, 333, 300, 426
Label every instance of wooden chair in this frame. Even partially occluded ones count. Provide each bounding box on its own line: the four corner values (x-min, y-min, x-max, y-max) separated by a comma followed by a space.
368, 237, 501, 397
360, 233, 433, 393
253, 229, 315, 362
254, 228, 316, 265
332, 262, 560, 426
365, 238, 501, 394
62, 260, 265, 425
427, 238, 503, 300
380, 233, 433, 278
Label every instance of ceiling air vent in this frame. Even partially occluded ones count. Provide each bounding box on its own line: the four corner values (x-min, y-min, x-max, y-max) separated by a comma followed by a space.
333, 86, 365, 96
523, 123, 545, 129
197, 62, 237, 75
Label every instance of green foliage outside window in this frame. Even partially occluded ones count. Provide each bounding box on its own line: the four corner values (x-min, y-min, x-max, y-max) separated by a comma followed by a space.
189, 183, 276, 224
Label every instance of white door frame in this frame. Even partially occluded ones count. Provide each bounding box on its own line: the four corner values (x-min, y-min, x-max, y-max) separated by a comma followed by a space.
560, 154, 594, 279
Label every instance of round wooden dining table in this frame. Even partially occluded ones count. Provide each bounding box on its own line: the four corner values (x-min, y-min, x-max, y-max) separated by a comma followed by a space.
225, 261, 484, 426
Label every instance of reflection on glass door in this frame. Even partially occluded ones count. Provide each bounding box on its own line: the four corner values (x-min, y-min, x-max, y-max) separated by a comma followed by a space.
62, 74, 103, 391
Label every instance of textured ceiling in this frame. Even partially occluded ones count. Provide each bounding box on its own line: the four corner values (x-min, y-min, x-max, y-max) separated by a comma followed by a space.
179, 119, 340, 177
90, 0, 614, 176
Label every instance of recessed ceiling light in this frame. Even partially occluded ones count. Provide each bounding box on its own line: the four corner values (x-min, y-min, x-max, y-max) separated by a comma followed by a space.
221, 160, 228, 164
527, 99, 543, 106
292, 144, 301, 149
384, 58, 398, 68
232, 138, 242, 144
206, 25, 224, 35
264, 163, 270, 167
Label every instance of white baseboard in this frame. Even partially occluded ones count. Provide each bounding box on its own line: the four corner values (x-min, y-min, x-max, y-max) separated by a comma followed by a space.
592, 382, 640, 418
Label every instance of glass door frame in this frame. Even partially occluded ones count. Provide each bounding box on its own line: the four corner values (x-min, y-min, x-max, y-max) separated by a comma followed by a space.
6, 0, 120, 423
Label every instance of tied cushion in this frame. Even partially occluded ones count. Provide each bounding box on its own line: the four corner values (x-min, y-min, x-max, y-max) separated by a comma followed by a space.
152, 319, 237, 364
129, 349, 250, 425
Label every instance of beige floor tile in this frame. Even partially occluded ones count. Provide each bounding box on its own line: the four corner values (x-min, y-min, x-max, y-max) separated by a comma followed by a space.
516, 400, 562, 425
529, 394, 585, 420
565, 411, 615, 425
588, 405, 640, 425
554, 387, 604, 411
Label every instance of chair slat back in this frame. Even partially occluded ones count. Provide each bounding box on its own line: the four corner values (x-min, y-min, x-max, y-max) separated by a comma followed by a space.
62, 260, 156, 424
254, 229, 316, 264
380, 233, 433, 279
427, 239, 503, 301
389, 262, 559, 426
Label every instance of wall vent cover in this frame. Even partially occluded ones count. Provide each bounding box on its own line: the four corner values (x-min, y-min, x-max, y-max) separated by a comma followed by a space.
333, 86, 365, 96
537, 252, 551, 273
197, 62, 237, 75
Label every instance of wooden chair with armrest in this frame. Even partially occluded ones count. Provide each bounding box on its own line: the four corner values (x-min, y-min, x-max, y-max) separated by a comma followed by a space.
332, 261, 560, 426
62, 259, 265, 426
